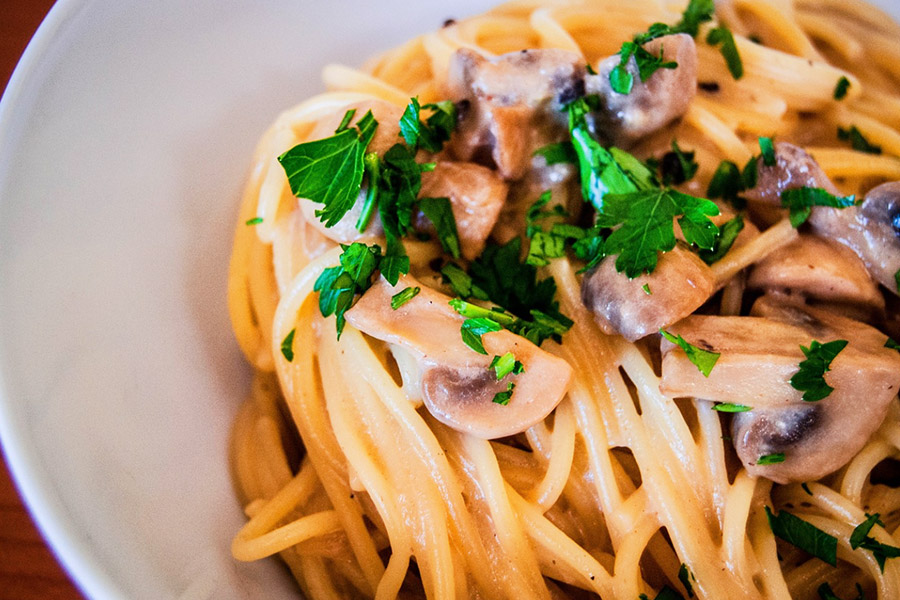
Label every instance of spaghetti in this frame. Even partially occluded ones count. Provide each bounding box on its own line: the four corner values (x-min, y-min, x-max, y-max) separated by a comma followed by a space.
227, 1, 900, 598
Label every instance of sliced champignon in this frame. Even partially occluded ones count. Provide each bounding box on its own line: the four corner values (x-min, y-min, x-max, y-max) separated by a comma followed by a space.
416, 161, 509, 260
584, 34, 697, 147
581, 246, 715, 341
809, 181, 900, 295
747, 234, 884, 315
344, 274, 573, 439
446, 48, 586, 180
659, 299, 900, 483
297, 99, 404, 244
743, 142, 839, 207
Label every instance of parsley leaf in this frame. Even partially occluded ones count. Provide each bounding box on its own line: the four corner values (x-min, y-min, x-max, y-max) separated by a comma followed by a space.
658, 140, 700, 185
440, 263, 488, 301
699, 215, 744, 265
281, 329, 296, 362
790, 339, 849, 402
713, 403, 752, 412
886, 338, 900, 352
533, 141, 577, 165
279, 110, 378, 227
849, 512, 900, 571
419, 196, 461, 259
524, 191, 586, 266
493, 382, 515, 405
706, 26, 744, 79
599, 188, 720, 277
610, 42, 678, 95
660, 329, 720, 377
642, 283, 652, 295
678, 564, 695, 598
758, 452, 786, 465
781, 187, 857, 227
759, 136, 776, 167
765, 506, 838, 566
674, 0, 715, 37
834, 76, 851, 101
838, 126, 882, 155
850, 513, 884, 549
640, 586, 686, 600
390, 286, 420, 310
459, 317, 503, 355
896, 268, 900, 293
245, 217, 263, 226
707, 160, 747, 209
450, 298, 571, 348
490, 352, 525, 380
399, 97, 456, 153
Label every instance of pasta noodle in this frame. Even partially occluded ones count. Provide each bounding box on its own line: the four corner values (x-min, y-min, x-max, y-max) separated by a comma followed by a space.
226, 1, 900, 598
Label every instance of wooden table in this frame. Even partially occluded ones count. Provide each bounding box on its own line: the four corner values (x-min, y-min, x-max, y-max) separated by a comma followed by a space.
1, 2, 86, 598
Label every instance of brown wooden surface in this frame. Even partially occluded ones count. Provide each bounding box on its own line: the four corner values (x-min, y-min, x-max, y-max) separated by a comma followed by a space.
1, 1, 86, 598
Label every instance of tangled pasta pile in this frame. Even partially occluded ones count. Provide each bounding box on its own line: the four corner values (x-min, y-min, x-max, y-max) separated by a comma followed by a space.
227, 1, 900, 598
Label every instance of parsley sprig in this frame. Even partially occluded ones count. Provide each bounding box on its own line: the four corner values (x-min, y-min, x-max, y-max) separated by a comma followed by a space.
850, 513, 900, 572
790, 339, 848, 402
765, 506, 838, 566
314, 242, 391, 337
660, 329, 720, 377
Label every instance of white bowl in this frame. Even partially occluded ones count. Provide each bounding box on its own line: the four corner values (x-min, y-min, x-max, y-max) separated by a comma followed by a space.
1, 1, 898, 598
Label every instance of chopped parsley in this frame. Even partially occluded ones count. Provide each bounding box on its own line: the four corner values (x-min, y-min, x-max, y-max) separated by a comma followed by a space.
281, 329, 296, 362
524, 191, 587, 266
658, 140, 700, 185
818, 582, 866, 600
790, 339, 848, 402
850, 512, 900, 572
450, 297, 571, 349
533, 141, 578, 165
678, 563, 695, 598
758, 136, 776, 167
896, 268, 900, 293
642, 283, 652, 295
418, 196, 461, 259
765, 506, 838, 566
757, 452, 786, 465
801, 483, 813, 496
706, 26, 744, 79
660, 329, 720, 377
712, 403, 752, 412
707, 160, 746, 209
781, 187, 857, 227
245, 217, 263, 226
838, 126, 882, 155
699, 215, 744, 265
493, 382, 516, 405
458, 316, 503, 355
390, 286, 420, 310
886, 337, 900, 352
640, 586, 686, 600
399, 97, 456, 153
834, 76, 851, 101
440, 263, 487, 301
279, 109, 378, 227
490, 352, 525, 380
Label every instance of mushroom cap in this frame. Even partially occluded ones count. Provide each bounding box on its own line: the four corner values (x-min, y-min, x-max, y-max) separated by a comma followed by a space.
447, 48, 586, 180
344, 274, 573, 439
585, 34, 698, 146
581, 246, 715, 341
810, 181, 900, 295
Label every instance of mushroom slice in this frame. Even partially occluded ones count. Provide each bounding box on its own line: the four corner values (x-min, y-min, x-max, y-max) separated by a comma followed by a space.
581, 246, 715, 341
447, 48, 586, 180
585, 34, 697, 146
660, 300, 900, 483
297, 99, 403, 244
809, 181, 900, 295
743, 142, 840, 207
344, 275, 573, 439
747, 234, 884, 312
417, 161, 509, 260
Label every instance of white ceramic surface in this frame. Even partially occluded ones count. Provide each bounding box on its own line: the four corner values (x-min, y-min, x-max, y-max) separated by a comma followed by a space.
1, 1, 899, 599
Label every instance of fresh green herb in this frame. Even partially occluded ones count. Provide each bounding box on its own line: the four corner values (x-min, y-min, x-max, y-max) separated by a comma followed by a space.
599, 188, 720, 277
896, 269, 900, 293
450, 297, 572, 348
818, 582, 867, 600
492, 382, 516, 405
585, 63, 598, 75
758, 452, 786, 465
706, 26, 743, 79
699, 215, 744, 265
390, 286, 420, 310
802, 483, 813, 496
642, 283, 652, 295
765, 506, 838, 566
640, 586, 687, 600
609, 42, 678, 94
886, 338, 900, 352
850, 513, 900, 572
440, 263, 488, 301
741, 155, 759, 190
790, 339, 849, 402
659, 140, 700, 185
334, 109, 356, 133
356, 153, 381, 231
281, 329, 296, 362
524, 191, 586, 266
834, 76, 851, 101
759, 137, 776, 166
678, 564, 695, 598
838, 126, 882, 155
712, 403, 752, 412
533, 141, 577, 165
399, 97, 456, 152
279, 110, 378, 227
459, 317, 503, 355
378, 143, 425, 240
245, 217, 263, 226
781, 187, 857, 228
490, 352, 525, 380
660, 329, 721, 377
418, 196, 461, 259
707, 160, 746, 209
